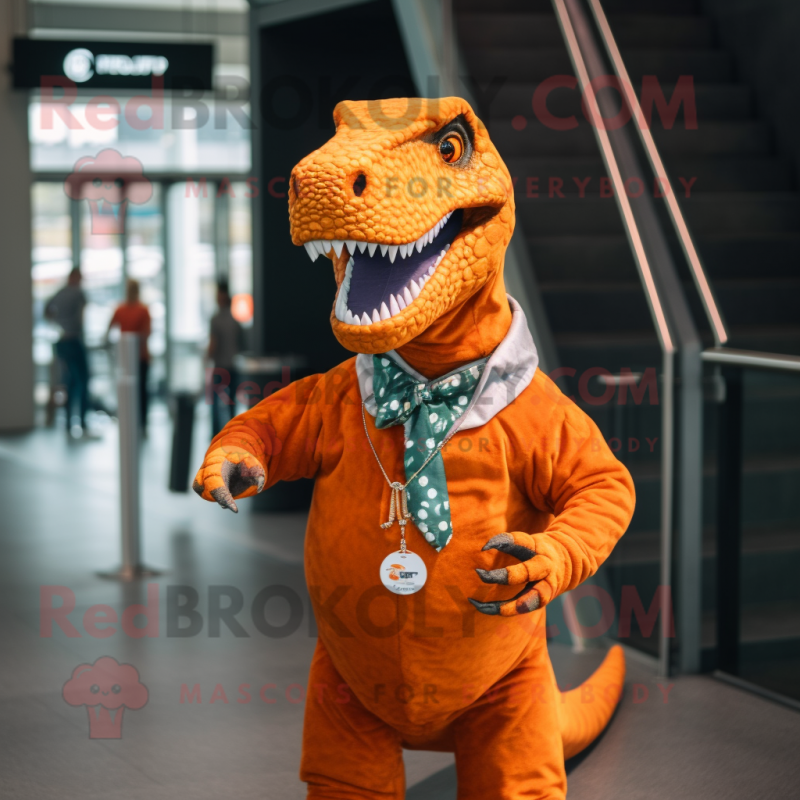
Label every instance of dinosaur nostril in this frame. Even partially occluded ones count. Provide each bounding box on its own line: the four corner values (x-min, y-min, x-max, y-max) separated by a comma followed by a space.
353, 173, 367, 197
292, 175, 300, 197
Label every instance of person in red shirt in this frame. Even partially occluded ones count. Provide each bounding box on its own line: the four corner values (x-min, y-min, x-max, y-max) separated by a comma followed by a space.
108, 279, 151, 434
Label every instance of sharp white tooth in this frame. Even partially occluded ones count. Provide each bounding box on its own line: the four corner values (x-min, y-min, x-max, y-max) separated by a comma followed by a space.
315, 241, 330, 256
389, 295, 401, 316
428, 265, 435, 275
368, 242, 378, 257
304, 242, 319, 261
399, 243, 408, 259
415, 237, 424, 254
380, 302, 391, 320
409, 280, 420, 299
418, 277, 427, 289
403, 286, 414, 305
357, 241, 367, 253
396, 293, 407, 310
345, 309, 355, 325
350, 311, 361, 326
345, 240, 357, 255
361, 312, 371, 325
332, 240, 345, 258
380, 244, 389, 257
435, 222, 441, 237
335, 293, 346, 321
388, 245, 398, 263
372, 308, 381, 323
445, 243, 450, 251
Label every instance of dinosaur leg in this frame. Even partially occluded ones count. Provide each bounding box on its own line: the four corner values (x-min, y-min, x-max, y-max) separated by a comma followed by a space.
301, 642, 405, 800
451, 644, 566, 800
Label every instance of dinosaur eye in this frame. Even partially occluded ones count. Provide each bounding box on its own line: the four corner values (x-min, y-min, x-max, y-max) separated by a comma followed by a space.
439, 133, 464, 164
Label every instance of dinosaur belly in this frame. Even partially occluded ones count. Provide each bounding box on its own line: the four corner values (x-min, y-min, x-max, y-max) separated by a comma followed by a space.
304, 401, 553, 734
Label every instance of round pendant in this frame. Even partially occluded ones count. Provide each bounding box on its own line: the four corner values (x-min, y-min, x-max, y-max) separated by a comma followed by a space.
379, 550, 427, 595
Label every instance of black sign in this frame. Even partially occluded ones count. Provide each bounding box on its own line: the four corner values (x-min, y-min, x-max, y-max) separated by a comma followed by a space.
12, 39, 214, 91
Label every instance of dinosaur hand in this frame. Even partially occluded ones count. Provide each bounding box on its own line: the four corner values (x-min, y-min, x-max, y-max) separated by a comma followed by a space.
469, 532, 558, 616
192, 446, 266, 513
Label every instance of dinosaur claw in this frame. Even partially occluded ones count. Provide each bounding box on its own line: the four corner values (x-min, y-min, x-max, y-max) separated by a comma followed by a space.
482, 533, 513, 552
469, 597, 501, 615
211, 487, 238, 513
476, 567, 509, 585
470, 582, 541, 617
481, 533, 535, 562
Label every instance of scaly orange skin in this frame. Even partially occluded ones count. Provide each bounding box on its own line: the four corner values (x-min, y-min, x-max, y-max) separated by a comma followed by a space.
288, 97, 515, 354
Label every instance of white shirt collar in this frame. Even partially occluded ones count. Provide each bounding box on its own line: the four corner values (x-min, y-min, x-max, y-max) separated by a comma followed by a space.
356, 295, 538, 432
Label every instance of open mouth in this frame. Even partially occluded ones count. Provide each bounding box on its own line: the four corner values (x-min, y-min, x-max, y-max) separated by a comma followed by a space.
302, 209, 463, 325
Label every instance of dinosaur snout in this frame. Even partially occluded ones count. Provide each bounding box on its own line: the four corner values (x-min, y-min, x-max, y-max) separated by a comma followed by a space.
290, 159, 369, 211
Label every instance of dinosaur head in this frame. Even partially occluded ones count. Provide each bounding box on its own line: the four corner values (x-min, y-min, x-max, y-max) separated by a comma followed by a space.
289, 97, 515, 371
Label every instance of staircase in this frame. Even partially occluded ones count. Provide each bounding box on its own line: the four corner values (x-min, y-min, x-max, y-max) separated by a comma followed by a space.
455, 0, 800, 692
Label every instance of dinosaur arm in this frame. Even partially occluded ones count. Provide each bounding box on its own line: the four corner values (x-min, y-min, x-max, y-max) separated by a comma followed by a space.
472, 400, 635, 616
531, 403, 635, 593
193, 374, 326, 511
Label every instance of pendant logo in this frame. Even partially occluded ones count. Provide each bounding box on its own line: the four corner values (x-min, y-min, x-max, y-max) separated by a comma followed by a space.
387, 563, 419, 581
380, 551, 427, 595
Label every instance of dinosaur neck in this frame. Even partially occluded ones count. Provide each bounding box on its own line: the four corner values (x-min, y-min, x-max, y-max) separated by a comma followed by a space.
396, 266, 512, 380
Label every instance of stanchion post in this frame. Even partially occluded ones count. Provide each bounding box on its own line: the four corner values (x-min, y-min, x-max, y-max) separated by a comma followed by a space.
99, 332, 159, 581
118, 333, 141, 578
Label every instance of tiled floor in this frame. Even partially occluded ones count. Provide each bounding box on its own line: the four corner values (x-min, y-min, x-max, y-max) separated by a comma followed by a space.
1, 407, 798, 798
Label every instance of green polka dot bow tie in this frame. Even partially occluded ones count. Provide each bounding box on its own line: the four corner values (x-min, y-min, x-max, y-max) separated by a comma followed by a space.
372, 355, 487, 551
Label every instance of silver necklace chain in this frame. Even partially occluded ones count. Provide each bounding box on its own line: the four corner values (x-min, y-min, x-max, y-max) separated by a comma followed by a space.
361, 400, 457, 553
361, 401, 453, 487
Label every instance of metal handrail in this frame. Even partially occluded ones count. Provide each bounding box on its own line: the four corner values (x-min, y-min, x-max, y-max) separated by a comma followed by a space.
586, 0, 729, 347
553, 0, 681, 677
702, 347, 800, 373
553, 0, 674, 355
556, 0, 715, 677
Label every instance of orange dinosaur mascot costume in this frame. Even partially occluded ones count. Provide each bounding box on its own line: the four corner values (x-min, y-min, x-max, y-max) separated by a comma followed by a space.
194, 97, 635, 799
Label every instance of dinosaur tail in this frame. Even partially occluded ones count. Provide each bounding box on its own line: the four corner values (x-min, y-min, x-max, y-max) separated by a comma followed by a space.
557, 644, 626, 760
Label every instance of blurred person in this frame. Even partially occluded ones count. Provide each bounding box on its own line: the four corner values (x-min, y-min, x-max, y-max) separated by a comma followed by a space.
207, 281, 245, 436
45, 267, 90, 437
108, 279, 151, 435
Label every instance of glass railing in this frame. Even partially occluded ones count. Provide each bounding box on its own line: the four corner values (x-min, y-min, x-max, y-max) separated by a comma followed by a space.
702, 349, 800, 706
